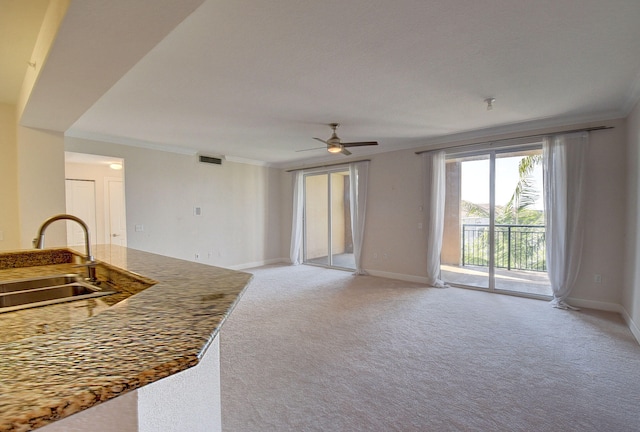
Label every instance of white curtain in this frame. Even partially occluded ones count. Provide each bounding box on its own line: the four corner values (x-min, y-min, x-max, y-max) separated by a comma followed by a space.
349, 161, 369, 275
289, 171, 304, 265
543, 132, 588, 309
423, 151, 448, 288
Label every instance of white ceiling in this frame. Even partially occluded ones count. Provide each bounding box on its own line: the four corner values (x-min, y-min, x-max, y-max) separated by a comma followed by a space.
16, 0, 640, 166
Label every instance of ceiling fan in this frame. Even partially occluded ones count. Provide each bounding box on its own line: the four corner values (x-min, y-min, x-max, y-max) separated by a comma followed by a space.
299, 123, 379, 156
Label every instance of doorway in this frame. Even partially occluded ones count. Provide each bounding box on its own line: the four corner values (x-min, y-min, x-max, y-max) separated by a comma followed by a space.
64, 152, 127, 247
440, 146, 552, 297
65, 179, 98, 247
303, 169, 355, 270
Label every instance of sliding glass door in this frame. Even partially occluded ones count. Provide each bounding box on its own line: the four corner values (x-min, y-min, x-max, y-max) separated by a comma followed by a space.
303, 170, 355, 270
440, 146, 552, 297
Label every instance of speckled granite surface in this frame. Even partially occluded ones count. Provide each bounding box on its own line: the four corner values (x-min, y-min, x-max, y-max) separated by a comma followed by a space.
0, 245, 252, 431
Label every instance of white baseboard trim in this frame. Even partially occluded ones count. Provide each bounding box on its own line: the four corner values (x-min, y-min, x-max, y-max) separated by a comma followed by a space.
566, 297, 623, 313
228, 258, 288, 271
620, 306, 640, 345
365, 269, 429, 285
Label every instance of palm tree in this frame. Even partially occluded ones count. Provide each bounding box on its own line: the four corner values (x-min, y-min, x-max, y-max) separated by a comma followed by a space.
504, 154, 543, 224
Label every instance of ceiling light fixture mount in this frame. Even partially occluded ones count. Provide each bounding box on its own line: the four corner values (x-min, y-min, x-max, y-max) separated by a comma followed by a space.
485, 97, 496, 111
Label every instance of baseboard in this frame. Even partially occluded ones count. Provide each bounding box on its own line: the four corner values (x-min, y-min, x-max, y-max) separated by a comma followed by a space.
566, 297, 623, 313
563, 297, 640, 346
365, 269, 429, 285
228, 258, 288, 271
620, 306, 640, 345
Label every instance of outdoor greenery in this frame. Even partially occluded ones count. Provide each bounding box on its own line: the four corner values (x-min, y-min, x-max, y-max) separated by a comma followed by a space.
461, 155, 547, 271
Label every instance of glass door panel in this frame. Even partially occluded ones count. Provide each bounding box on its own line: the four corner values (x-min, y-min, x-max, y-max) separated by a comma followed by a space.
441, 154, 490, 289
304, 174, 329, 266
494, 150, 551, 296
329, 172, 355, 269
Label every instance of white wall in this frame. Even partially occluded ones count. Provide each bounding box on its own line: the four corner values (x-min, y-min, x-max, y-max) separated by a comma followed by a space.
65, 137, 283, 269
624, 100, 640, 340
138, 336, 221, 432
0, 104, 20, 250
571, 120, 627, 309
16, 125, 67, 248
282, 119, 628, 307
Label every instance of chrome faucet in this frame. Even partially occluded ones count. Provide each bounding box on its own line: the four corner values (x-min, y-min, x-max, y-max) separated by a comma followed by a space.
34, 214, 97, 282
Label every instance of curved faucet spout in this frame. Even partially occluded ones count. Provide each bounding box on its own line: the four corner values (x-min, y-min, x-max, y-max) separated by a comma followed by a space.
35, 214, 96, 281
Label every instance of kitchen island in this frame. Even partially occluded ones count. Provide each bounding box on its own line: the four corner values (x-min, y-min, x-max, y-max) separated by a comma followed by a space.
0, 245, 252, 431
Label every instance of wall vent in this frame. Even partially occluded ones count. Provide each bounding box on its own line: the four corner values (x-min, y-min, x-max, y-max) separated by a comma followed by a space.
199, 155, 223, 165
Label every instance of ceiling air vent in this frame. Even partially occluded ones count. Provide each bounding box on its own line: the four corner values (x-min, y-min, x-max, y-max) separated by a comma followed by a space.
199, 155, 223, 165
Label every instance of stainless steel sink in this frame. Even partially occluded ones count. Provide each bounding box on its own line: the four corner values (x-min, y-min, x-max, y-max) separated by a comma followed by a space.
0, 274, 116, 313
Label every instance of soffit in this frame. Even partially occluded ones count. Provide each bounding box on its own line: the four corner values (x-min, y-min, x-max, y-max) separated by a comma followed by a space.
0, 0, 49, 104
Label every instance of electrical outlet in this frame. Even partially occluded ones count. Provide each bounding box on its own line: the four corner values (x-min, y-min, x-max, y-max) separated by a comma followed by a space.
135, 224, 144, 232
594, 274, 602, 284
194, 206, 202, 216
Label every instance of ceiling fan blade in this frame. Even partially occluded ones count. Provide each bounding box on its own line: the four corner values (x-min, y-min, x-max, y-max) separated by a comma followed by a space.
342, 141, 379, 147
312, 137, 328, 144
341, 148, 352, 156
296, 146, 326, 152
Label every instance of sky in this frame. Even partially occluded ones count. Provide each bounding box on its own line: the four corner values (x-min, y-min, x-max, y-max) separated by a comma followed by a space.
460, 155, 544, 210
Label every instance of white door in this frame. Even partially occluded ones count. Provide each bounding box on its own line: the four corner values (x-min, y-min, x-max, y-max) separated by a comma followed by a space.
106, 178, 127, 247
65, 179, 98, 247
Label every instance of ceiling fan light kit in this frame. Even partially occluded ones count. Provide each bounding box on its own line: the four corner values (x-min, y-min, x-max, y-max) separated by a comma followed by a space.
485, 97, 496, 111
307, 123, 379, 156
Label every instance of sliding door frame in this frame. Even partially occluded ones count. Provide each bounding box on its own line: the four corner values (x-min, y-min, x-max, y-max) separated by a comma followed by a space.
443, 143, 550, 298
302, 166, 354, 271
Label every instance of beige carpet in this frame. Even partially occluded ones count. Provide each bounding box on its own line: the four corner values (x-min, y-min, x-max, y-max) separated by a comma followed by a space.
220, 264, 640, 431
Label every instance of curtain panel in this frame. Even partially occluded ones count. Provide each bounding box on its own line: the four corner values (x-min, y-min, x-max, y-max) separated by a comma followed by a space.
423, 151, 448, 288
543, 132, 588, 309
349, 161, 369, 275
289, 171, 304, 265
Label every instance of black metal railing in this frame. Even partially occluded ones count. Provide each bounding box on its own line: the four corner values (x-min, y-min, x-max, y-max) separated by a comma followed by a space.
462, 224, 546, 272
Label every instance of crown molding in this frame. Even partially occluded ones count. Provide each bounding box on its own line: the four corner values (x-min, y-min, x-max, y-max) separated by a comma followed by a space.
223, 155, 273, 167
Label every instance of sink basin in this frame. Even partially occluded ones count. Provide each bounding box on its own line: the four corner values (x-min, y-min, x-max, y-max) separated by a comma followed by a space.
0, 274, 116, 313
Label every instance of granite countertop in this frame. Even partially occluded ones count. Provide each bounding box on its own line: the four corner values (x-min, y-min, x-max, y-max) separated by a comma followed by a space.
0, 245, 252, 431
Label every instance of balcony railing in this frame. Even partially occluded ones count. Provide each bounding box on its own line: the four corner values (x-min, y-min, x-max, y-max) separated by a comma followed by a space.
462, 224, 546, 272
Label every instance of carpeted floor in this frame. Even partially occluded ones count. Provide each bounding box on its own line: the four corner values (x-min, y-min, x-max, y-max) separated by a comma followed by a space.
220, 264, 640, 432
